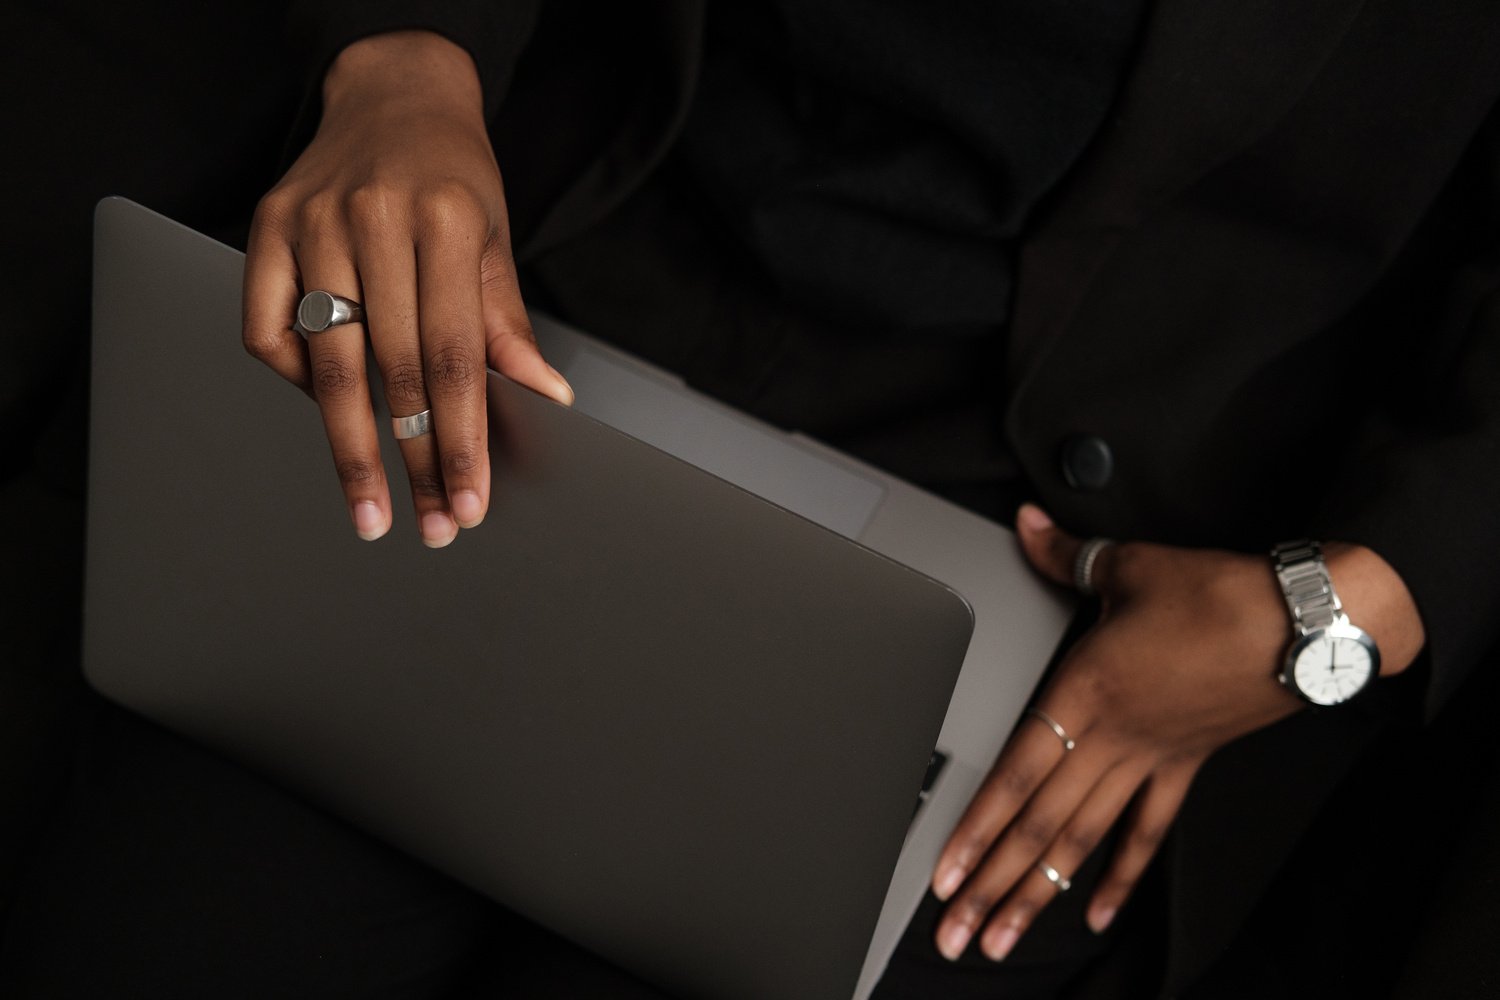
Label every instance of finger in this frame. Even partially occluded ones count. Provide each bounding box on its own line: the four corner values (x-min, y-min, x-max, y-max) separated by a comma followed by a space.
416, 193, 491, 537
976, 760, 1150, 961
1015, 504, 1082, 587
935, 738, 1113, 960
932, 714, 1077, 901
242, 197, 311, 392
352, 217, 454, 547
296, 227, 391, 541
1087, 757, 1201, 935
480, 235, 573, 405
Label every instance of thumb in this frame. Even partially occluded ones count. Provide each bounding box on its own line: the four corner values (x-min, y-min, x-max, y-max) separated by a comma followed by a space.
1015, 503, 1082, 587
486, 319, 575, 407
480, 238, 574, 406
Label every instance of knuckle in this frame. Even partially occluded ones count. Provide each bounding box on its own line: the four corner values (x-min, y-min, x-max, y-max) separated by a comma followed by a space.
1098, 874, 1134, 903
441, 447, 483, 479
424, 343, 481, 395
344, 183, 399, 229
996, 763, 1037, 799
1130, 822, 1168, 853
484, 315, 547, 373
1160, 752, 1202, 777
487, 315, 538, 352
333, 457, 379, 489
1009, 897, 1040, 925
243, 329, 283, 363
1061, 824, 1102, 858
296, 191, 342, 232
417, 183, 485, 235
311, 354, 363, 400
1068, 653, 1122, 716
479, 241, 522, 292
408, 471, 447, 501
950, 834, 987, 870
1012, 816, 1054, 851
959, 892, 995, 924
382, 358, 428, 407
253, 190, 296, 233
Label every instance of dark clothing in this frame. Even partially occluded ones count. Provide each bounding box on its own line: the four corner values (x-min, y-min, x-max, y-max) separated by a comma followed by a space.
680, 2, 1146, 332
3, 0, 1500, 998
509, 4, 1500, 993
505, 0, 1500, 701
664, 0, 1148, 510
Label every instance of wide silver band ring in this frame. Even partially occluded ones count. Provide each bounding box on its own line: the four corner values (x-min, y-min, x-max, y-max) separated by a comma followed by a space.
295, 290, 365, 334
1074, 537, 1115, 597
1038, 862, 1072, 893
1026, 708, 1076, 753
391, 409, 433, 440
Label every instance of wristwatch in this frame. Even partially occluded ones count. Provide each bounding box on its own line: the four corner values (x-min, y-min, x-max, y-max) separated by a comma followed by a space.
1270, 540, 1381, 706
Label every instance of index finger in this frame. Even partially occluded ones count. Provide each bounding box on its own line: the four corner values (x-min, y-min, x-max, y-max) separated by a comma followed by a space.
242, 199, 311, 392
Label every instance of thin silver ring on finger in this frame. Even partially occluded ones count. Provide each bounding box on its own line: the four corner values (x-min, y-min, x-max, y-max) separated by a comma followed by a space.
1038, 861, 1072, 894
1026, 707, 1076, 752
1074, 537, 1115, 596
391, 408, 433, 440
295, 290, 365, 334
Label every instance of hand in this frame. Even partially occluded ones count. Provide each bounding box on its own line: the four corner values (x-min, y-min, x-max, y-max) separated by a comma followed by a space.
242, 31, 572, 547
928, 505, 1425, 962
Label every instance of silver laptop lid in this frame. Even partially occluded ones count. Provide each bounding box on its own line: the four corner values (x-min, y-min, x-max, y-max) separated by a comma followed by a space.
85, 198, 974, 1000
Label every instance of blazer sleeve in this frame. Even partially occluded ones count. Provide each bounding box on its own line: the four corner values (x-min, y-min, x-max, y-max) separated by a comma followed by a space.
1309, 102, 1500, 718
279, 0, 542, 163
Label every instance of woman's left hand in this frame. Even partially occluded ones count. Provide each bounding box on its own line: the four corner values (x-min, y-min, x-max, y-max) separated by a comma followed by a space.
929, 504, 1424, 962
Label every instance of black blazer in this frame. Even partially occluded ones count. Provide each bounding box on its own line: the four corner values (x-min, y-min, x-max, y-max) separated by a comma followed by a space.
479, 0, 1500, 703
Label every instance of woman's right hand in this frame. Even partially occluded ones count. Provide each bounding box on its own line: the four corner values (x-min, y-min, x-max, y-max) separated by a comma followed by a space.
242, 30, 571, 547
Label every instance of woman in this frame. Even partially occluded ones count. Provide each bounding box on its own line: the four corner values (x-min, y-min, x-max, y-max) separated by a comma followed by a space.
3, 1, 1495, 996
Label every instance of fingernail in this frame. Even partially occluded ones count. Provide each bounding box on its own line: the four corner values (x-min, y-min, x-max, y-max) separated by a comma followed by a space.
545, 364, 575, 405
1018, 504, 1053, 533
938, 923, 971, 961
934, 866, 964, 901
983, 925, 1020, 962
1088, 905, 1117, 934
352, 501, 387, 541
420, 511, 458, 549
451, 490, 484, 529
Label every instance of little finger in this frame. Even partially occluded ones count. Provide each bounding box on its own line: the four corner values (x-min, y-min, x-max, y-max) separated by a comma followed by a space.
1087, 757, 1202, 935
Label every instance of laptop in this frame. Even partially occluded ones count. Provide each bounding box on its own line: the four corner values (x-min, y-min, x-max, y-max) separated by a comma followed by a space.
85, 198, 1071, 999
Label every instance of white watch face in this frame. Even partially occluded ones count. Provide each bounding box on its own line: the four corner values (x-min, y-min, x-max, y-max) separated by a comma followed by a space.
1290, 631, 1376, 706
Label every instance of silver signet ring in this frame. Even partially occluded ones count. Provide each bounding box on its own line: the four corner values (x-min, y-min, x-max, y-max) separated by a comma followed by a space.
296, 291, 365, 334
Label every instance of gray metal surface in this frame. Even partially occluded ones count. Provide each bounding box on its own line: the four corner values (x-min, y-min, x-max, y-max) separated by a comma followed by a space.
525, 317, 1076, 998
85, 199, 977, 1000
532, 328, 887, 542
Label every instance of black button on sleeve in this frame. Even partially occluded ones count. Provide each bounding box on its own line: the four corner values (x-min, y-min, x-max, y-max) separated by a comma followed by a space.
1059, 434, 1114, 490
